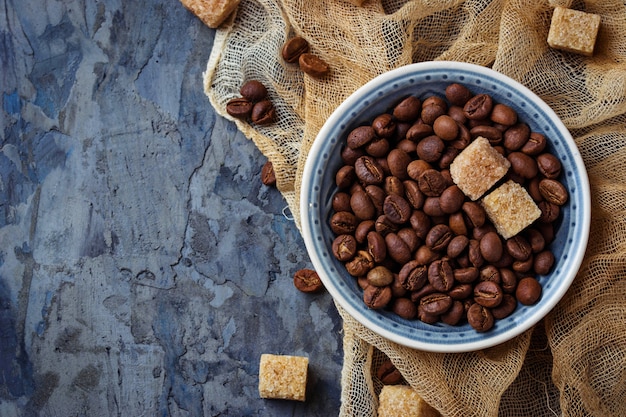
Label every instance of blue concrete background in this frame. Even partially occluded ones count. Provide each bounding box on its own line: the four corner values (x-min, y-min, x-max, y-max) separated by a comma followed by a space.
0, 0, 343, 415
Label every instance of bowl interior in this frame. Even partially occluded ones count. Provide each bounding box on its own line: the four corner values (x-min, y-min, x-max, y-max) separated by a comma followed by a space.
301, 62, 590, 352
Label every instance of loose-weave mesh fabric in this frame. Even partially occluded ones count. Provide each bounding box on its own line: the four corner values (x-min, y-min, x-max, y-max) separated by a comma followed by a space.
203, 0, 626, 415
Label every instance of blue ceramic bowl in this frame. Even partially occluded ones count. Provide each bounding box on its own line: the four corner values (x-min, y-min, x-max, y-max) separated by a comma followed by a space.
300, 61, 590, 352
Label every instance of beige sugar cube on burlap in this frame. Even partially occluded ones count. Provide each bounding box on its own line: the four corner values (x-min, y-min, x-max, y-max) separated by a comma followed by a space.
378, 385, 441, 417
481, 180, 541, 239
450, 136, 511, 201
179, 0, 241, 28
547, 7, 601, 56
258, 354, 308, 401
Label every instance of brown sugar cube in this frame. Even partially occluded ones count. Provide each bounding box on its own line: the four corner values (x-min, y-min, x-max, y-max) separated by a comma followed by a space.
258, 354, 308, 401
481, 180, 541, 239
547, 7, 601, 56
449, 136, 510, 201
378, 385, 441, 417
179, 0, 241, 29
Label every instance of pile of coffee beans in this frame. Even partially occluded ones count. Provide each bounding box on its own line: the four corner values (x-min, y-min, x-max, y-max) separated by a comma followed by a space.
329, 83, 568, 332
226, 80, 276, 125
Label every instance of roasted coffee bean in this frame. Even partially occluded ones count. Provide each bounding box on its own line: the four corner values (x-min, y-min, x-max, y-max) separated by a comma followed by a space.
503, 123, 530, 151
525, 228, 546, 253
355, 156, 385, 185
385, 232, 412, 264
534, 250, 555, 275
468, 239, 484, 268
372, 113, 397, 138
411, 283, 437, 302
452, 123, 472, 149
281, 36, 309, 63
467, 303, 494, 332
448, 105, 467, 124
404, 180, 425, 209
393, 96, 422, 122
418, 169, 447, 196
332, 234, 357, 261
539, 178, 568, 205
439, 185, 465, 214
375, 214, 398, 236
251, 100, 276, 125
365, 138, 390, 157
261, 160, 276, 186
345, 250, 374, 276
479, 265, 501, 283
420, 96, 448, 125
347, 126, 376, 149
420, 292, 453, 315
365, 185, 386, 215
463, 93, 493, 120
449, 283, 473, 300
387, 149, 412, 180
341, 145, 365, 165
415, 245, 441, 265
350, 190, 376, 220
441, 300, 465, 325
330, 211, 358, 235
366, 231, 387, 263
398, 261, 428, 291
516, 277, 542, 305
470, 125, 502, 145
536, 153, 562, 179
355, 220, 375, 243
240, 80, 268, 102
500, 268, 517, 293
425, 224, 453, 251
333, 192, 352, 212
409, 210, 431, 239
392, 297, 418, 320
416, 136, 445, 162
454, 266, 479, 284
367, 265, 395, 287
490, 103, 518, 126
512, 255, 534, 274
293, 269, 324, 293
299, 53, 330, 77
363, 285, 392, 309
449, 212, 468, 235
406, 159, 432, 181
491, 294, 517, 319
447, 235, 469, 258
462, 201, 486, 228
521, 132, 547, 155
377, 358, 404, 385
508, 151, 538, 179
506, 235, 532, 261
383, 194, 412, 224
438, 146, 460, 169
433, 115, 459, 140
226, 97, 253, 119
538, 201, 560, 223
445, 83, 473, 106
428, 258, 454, 292
398, 228, 419, 252
385, 176, 403, 197
474, 281, 503, 308
480, 231, 503, 263
335, 165, 356, 189
417, 304, 440, 324
423, 197, 444, 217
406, 122, 433, 142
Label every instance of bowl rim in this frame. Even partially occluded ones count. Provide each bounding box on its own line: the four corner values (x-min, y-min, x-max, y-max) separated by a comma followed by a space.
300, 61, 591, 352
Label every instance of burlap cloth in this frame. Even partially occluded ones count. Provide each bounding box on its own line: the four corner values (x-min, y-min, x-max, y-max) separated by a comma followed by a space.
202, 0, 626, 415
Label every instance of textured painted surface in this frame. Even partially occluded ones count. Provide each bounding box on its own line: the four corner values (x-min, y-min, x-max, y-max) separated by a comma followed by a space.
0, 0, 343, 415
